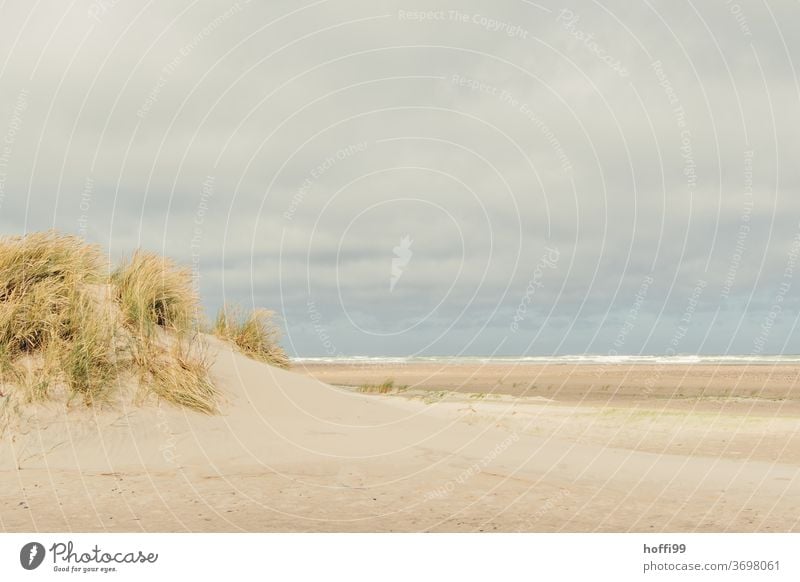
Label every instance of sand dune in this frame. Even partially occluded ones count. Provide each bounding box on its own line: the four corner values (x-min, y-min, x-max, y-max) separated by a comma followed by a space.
2, 340, 799, 532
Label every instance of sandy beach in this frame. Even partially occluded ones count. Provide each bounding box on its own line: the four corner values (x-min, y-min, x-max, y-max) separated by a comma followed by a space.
3, 351, 798, 532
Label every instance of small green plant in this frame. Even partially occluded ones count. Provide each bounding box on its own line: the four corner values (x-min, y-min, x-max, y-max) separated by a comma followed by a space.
422, 390, 450, 404
357, 379, 408, 394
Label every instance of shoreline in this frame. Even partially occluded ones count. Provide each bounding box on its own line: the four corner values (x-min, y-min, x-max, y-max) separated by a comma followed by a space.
296, 362, 800, 403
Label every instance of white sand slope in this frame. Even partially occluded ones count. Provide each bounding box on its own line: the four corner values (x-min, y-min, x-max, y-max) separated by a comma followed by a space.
1, 337, 799, 532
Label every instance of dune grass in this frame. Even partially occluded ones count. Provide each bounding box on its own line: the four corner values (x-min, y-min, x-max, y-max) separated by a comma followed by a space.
0, 232, 113, 404
0, 232, 105, 356
0, 231, 105, 298
213, 305, 290, 368
61, 291, 124, 405
111, 251, 216, 412
111, 250, 198, 336
0, 231, 289, 414
139, 341, 217, 414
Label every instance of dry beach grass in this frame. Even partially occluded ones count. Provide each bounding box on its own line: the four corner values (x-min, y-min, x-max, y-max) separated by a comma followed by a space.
0, 231, 285, 416
212, 305, 289, 369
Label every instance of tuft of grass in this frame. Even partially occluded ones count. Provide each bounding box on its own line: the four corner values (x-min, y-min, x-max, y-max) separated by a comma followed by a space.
140, 340, 217, 414
0, 230, 105, 299
0, 231, 105, 357
7, 355, 55, 403
213, 305, 289, 368
0, 278, 68, 355
0, 232, 110, 403
111, 250, 198, 336
111, 251, 218, 412
357, 379, 407, 394
59, 293, 118, 405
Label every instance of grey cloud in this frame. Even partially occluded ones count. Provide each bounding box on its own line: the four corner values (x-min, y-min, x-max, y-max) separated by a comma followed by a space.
1, 0, 798, 356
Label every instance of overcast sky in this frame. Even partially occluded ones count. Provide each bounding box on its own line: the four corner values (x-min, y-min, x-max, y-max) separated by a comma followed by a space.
1, 0, 798, 356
